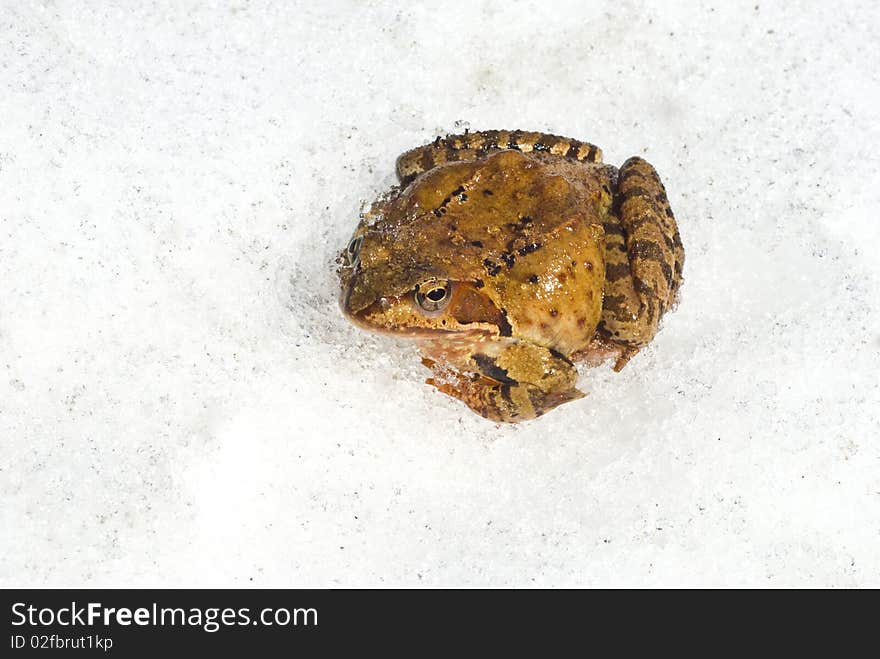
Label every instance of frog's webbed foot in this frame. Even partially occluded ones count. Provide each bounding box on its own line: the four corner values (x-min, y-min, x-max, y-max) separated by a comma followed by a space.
599, 157, 684, 353
396, 130, 602, 186
422, 344, 584, 423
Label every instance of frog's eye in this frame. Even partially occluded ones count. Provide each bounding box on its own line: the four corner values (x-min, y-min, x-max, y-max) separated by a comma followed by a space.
415, 280, 452, 312
346, 235, 364, 266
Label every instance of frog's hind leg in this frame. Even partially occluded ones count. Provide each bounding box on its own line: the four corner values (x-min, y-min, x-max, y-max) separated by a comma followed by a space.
396, 130, 603, 185
599, 157, 684, 370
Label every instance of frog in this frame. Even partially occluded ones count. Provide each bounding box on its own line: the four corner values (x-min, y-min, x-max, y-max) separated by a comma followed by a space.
338, 130, 684, 423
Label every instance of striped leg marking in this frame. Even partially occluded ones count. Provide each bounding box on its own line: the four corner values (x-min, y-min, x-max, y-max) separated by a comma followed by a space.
395, 130, 603, 185
599, 157, 684, 362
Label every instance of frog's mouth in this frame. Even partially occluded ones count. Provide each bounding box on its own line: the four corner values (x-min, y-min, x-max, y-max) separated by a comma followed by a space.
342, 281, 510, 339
345, 298, 499, 338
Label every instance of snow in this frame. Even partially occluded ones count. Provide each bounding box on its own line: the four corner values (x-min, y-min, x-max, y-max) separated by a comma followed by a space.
2, 0, 879, 587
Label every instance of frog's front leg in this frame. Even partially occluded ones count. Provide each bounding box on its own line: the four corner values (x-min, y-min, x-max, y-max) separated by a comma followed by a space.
422, 342, 584, 423
599, 157, 684, 369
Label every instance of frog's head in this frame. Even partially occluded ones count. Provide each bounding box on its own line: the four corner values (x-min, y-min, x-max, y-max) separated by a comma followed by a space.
338, 217, 508, 339
337, 151, 577, 342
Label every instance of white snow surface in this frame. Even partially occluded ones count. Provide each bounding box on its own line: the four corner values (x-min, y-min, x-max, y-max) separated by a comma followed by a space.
2, 0, 879, 587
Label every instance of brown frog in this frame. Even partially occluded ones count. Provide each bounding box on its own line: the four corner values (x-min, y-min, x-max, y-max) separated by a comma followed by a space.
338, 130, 684, 423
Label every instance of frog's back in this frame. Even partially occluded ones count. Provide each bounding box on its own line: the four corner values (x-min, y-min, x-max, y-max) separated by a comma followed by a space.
393, 129, 684, 362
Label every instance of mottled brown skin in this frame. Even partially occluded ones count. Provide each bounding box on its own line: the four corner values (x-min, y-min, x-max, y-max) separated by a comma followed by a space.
338, 130, 683, 423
